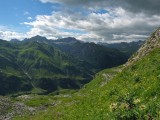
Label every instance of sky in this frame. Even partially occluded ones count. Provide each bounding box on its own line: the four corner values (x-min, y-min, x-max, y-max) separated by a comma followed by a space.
0, 0, 160, 43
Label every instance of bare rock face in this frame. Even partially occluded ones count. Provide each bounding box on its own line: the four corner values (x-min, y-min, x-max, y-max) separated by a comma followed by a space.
125, 28, 160, 67
0, 96, 36, 120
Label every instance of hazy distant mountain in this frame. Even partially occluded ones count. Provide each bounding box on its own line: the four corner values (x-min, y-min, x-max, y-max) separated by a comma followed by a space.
52, 38, 128, 69
10, 39, 20, 43
98, 40, 144, 57
53, 37, 80, 45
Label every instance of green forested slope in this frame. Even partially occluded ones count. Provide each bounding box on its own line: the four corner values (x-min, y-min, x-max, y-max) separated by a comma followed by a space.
0, 40, 94, 95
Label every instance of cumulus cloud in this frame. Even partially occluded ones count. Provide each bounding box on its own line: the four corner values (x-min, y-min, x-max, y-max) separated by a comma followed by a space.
0, 31, 27, 41
39, 0, 160, 15
22, 6, 160, 42
1, 0, 160, 42
18, 0, 156, 42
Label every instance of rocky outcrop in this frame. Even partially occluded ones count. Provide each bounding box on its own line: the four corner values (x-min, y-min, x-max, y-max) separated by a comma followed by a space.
125, 28, 160, 67
0, 96, 35, 120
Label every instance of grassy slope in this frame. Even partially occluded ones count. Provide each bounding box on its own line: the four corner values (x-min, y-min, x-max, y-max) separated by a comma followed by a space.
14, 47, 160, 120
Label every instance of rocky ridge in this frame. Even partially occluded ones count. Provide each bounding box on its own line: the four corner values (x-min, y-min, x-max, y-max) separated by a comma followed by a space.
125, 28, 160, 67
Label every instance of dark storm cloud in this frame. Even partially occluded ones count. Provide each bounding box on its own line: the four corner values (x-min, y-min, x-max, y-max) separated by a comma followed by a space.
118, 0, 160, 15
40, 0, 160, 15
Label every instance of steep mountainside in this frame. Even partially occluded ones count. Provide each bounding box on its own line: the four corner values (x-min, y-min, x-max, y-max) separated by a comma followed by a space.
20, 36, 128, 70
16, 28, 160, 119
126, 29, 160, 67
52, 38, 128, 69
0, 40, 94, 95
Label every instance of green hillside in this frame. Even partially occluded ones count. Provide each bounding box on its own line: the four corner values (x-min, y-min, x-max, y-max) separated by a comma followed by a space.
51, 48, 160, 120
0, 40, 94, 95
13, 28, 160, 119
0, 36, 127, 95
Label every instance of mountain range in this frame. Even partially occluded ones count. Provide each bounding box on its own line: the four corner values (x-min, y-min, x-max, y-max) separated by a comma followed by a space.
0, 36, 129, 95
2, 27, 160, 119
7, 28, 160, 120
98, 40, 144, 57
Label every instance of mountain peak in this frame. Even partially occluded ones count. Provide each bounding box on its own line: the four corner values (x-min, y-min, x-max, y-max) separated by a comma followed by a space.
23, 35, 48, 42
10, 39, 20, 43
125, 28, 160, 67
30, 35, 47, 40
57, 37, 78, 42
54, 37, 81, 45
